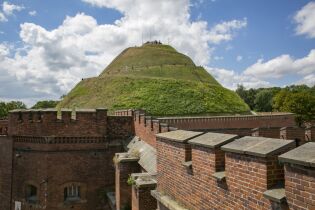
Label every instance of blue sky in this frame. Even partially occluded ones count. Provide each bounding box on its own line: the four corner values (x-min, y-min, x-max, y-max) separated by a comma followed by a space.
0, 0, 314, 105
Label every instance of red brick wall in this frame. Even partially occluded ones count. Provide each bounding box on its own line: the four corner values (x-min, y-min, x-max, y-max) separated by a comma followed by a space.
285, 164, 315, 210
115, 161, 140, 210
252, 127, 281, 138
0, 119, 8, 135
0, 136, 13, 210
280, 127, 306, 145
156, 137, 293, 210
12, 142, 121, 210
6, 109, 134, 210
8, 110, 108, 137
158, 114, 296, 130
132, 186, 157, 210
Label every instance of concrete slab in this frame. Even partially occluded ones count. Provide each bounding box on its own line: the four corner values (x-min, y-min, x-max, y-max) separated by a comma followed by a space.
279, 142, 315, 168
188, 132, 238, 148
222, 136, 295, 157
156, 130, 203, 143
212, 171, 226, 181
263, 188, 286, 203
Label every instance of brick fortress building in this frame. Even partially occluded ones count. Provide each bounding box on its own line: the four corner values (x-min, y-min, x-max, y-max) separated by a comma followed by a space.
0, 108, 315, 210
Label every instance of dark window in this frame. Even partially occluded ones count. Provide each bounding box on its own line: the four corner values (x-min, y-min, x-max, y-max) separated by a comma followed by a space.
64, 185, 81, 201
26, 185, 37, 203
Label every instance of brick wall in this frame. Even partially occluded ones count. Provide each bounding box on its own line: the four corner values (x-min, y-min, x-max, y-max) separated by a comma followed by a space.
156, 134, 295, 210
158, 114, 296, 130
0, 136, 13, 210
11, 141, 122, 210
280, 127, 306, 145
115, 157, 140, 210
284, 164, 315, 210
252, 127, 281, 138
8, 109, 108, 137
5, 109, 135, 210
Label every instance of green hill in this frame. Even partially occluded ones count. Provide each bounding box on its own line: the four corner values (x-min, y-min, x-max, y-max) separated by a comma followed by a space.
58, 43, 250, 116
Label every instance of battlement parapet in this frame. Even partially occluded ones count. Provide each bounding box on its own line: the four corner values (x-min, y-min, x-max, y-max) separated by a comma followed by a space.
8, 108, 134, 140
280, 126, 306, 145
155, 131, 299, 209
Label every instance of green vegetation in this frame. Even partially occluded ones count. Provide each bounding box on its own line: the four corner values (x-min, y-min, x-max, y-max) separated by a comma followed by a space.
58, 44, 250, 116
0, 101, 26, 118
32, 100, 59, 109
236, 84, 315, 125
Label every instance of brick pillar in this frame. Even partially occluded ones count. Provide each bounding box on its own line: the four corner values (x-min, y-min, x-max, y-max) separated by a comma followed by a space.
115, 153, 141, 210
280, 127, 306, 145
131, 173, 157, 210
279, 142, 315, 210
222, 136, 295, 209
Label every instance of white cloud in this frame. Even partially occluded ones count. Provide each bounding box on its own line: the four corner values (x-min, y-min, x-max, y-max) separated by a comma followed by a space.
213, 56, 223, 60
29, 10, 37, 16
0, 0, 247, 105
0, 12, 7, 22
2, 1, 24, 16
244, 49, 315, 81
236, 55, 242, 62
294, 2, 315, 38
207, 67, 271, 90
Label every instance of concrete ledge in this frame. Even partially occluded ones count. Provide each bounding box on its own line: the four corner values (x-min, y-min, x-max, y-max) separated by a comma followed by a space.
212, 171, 226, 181
188, 132, 238, 148
279, 142, 315, 168
263, 188, 286, 203
221, 136, 295, 157
115, 153, 140, 163
156, 130, 203, 143
151, 190, 188, 210
182, 161, 192, 169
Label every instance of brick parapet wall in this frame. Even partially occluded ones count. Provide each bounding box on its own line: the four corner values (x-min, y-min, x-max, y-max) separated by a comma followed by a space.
157, 114, 296, 130
284, 164, 315, 209
8, 109, 108, 137
8, 109, 134, 141
0, 119, 8, 135
156, 135, 296, 210
252, 127, 282, 138
280, 127, 306, 145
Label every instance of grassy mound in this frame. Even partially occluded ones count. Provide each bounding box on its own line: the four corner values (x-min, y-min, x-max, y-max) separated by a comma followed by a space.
58, 44, 250, 116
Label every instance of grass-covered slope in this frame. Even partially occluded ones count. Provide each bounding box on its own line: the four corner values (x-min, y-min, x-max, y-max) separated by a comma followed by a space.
58, 44, 250, 116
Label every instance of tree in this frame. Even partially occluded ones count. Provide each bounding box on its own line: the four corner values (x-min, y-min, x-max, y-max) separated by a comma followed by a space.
0, 101, 26, 118
236, 84, 257, 110
32, 100, 59, 109
0, 102, 7, 118
273, 90, 315, 126
254, 89, 274, 112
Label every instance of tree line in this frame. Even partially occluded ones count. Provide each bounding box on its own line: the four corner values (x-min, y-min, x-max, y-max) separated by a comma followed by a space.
236, 84, 315, 125
0, 100, 59, 119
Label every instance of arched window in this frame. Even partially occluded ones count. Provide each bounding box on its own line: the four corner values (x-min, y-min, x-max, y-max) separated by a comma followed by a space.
26, 185, 38, 203
64, 185, 81, 201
